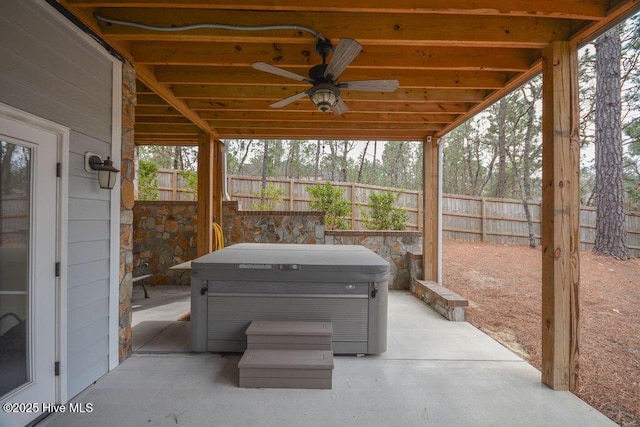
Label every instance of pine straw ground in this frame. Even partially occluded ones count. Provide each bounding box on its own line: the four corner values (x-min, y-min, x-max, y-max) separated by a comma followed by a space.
442, 240, 640, 426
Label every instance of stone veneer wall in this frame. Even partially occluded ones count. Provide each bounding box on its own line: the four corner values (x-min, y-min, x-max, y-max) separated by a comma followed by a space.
133, 201, 198, 286
407, 250, 424, 286
132, 200, 423, 293
119, 63, 135, 361
325, 231, 422, 290
221, 201, 325, 245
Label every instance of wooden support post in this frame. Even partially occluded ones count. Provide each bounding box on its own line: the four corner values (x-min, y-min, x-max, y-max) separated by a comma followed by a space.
197, 134, 214, 256
541, 41, 580, 391
417, 192, 423, 232
212, 139, 223, 225
423, 137, 439, 282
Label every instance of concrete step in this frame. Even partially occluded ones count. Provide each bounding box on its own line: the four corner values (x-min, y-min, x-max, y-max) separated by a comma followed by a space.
238, 349, 334, 389
246, 320, 333, 350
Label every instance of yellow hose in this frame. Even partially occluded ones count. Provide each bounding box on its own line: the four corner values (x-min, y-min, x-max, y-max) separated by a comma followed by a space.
212, 221, 225, 251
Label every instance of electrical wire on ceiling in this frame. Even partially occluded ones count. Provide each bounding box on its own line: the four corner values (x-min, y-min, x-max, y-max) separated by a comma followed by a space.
94, 14, 326, 41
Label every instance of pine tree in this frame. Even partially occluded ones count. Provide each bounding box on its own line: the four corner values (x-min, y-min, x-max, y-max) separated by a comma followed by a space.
594, 25, 630, 259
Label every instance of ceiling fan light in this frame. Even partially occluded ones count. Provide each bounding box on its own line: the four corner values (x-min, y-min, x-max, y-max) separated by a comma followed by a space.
309, 84, 339, 112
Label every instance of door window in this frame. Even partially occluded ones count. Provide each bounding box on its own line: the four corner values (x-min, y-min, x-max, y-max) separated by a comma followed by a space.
0, 140, 32, 398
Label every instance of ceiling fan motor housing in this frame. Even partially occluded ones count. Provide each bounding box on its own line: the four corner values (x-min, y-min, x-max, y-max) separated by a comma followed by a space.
308, 64, 330, 82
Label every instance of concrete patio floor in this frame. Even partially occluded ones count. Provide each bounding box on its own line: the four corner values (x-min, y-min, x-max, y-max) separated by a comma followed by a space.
39, 287, 614, 427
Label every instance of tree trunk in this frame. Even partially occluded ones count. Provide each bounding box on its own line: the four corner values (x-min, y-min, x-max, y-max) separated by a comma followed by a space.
594, 26, 629, 259
261, 139, 269, 202
173, 146, 180, 169
328, 141, 337, 181
237, 140, 252, 174
0, 142, 17, 190
372, 141, 378, 178
357, 140, 370, 183
522, 83, 539, 248
496, 98, 508, 198
314, 140, 321, 180
341, 140, 349, 182
390, 142, 404, 187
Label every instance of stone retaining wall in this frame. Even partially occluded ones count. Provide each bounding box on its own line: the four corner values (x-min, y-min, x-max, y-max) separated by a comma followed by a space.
133, 201, 197, 286
325, 231, 422, 290
222, 201, 325, 245
132, 200, 423, 290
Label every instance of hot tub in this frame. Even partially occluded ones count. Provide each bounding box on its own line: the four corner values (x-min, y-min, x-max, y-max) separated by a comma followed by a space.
190, 243, 389, 354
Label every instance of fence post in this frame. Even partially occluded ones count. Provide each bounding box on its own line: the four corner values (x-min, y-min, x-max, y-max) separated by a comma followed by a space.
351, 183, 356, 229
289, 178, 294, 210
481, 197, 487, 242
172, 169, 178, 200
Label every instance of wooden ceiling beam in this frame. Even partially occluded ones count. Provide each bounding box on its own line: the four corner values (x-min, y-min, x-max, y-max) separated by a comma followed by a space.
135, 64, 219, 137
186, 99, 473, 114
95, 9, 573, 48
173, 85, 489, 102
135, 137, 200, 146
153, 66, 510, 89
134, 123, 203, 135
61, 0, 640, 143
136, 106, 184, 116
570, 1, 640, 46
66, 0, 607, 20
216, 128, 428, 140
135, 116, 194, 124
197, 111, 457, 123
131, 42, 539, 72
437, 61, 543, 137
58, 1, 220, 138
206, 120, 443, 131
137, 94, 173, 106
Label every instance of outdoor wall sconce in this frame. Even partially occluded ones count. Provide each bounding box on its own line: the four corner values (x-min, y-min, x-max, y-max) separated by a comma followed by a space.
85, 152, 120, 190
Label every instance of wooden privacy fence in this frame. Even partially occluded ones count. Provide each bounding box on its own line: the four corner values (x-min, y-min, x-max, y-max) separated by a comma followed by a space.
228, 175, 423, 231
226, 176, 640, 257
156, 168, 196, 201
151, 172, 640, 256
442, 194, 640, 256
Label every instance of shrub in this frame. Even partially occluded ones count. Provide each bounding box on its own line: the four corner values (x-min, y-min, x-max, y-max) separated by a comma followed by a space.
251, 183, 285, 210
362, 190, 408, 230
307, 182, 351, 230
178, 170, 197, 200
138, 160, 159, 200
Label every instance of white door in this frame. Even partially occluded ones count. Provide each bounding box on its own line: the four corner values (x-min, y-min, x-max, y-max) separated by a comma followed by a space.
0, 114, 58, 427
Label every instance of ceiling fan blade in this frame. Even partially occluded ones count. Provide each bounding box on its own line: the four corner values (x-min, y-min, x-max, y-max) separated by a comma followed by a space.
270, 91, 308, 108
332, 98, 349, 115
340, 79, 400, 92
324, 38, 362, 80
252, 62, 312, 83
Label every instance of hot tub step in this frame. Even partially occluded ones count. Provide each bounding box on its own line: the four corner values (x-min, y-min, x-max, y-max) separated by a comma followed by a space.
246, 320, 333, 350
238, 349, 334, 389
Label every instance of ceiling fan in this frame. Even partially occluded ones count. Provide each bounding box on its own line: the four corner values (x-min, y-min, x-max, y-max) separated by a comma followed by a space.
252, 38, 399, 115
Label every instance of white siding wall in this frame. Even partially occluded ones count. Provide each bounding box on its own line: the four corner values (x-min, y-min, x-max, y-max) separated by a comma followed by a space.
0, 1, 117, 397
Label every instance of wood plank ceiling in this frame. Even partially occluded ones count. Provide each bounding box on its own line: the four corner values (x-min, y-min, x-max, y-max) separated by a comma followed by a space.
60, 0, 640, 144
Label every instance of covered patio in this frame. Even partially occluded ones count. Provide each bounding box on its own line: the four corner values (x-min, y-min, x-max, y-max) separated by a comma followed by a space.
1, 2, 638, 426
53, 0, 640, 395
40, 291, 614, 426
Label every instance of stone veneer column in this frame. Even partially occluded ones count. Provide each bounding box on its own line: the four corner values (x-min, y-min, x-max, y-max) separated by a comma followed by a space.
119, 62, 136, 361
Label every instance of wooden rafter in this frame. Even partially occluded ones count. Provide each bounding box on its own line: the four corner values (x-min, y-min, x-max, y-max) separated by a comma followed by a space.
59, 0, 639, 144
65, 0, 608, 21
